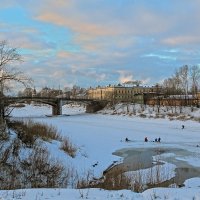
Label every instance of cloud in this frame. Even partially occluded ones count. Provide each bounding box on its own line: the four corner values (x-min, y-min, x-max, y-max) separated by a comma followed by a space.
141, 78, 151, 85
3, 0, 200, 89
34, 1, 172, 38
162, 36, 200, 46
68, 65, 107, 82
116, 70, 152, 85
117, 70, 134, 84
50, 70, 66, 79
142, 53, 177, 61
0, 0, 17, 9
57, 51, 72, 58
0, 25, 55, 51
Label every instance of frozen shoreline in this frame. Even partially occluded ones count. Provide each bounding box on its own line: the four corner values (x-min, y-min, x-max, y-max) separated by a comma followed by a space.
5, 104, 200, 199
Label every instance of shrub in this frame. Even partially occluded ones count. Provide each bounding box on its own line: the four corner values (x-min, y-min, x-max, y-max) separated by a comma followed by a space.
0, 121, 10, 141
80, 168, 132, 191
20, 146, 69, 188
8, 120, 62, 147
76, 170, 94, 189
176, 115, 187, 121
194, 117, 200, 122
60, 137, 77, 158
139, 114, 147, 118
24, 120, 62, 141
0, 129, 9, 141
0, 119, 79, 190
0, 140, 70, 189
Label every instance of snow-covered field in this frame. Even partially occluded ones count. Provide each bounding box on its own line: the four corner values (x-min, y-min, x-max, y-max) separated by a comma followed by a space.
1, 104, 200, 200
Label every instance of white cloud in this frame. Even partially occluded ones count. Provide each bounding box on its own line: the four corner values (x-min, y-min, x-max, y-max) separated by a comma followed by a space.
117, 70, 134, 84
141, 78, 151, 85
2, 0, 200, 89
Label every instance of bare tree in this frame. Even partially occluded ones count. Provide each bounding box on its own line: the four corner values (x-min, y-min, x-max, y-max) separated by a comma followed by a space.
0, 40, 32, 118
177, 65, 189, 95
190, 65, 200, 96
154, 84, 163, 113
162, 65, 200, 110
162, 75, 182, 96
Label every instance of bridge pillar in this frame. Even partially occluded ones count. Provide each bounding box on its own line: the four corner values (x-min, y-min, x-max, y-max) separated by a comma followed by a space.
58, 99, 62, 115
52, 100, 62, 115
86, 101, 108, 113
0, 98, 5, 118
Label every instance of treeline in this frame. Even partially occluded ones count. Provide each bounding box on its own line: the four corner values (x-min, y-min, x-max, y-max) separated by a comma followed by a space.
162, 65, 200, 96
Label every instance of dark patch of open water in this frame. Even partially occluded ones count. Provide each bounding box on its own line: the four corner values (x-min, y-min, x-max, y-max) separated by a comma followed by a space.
113, 147, 200, 187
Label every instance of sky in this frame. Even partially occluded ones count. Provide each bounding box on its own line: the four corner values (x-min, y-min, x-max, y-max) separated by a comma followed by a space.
1, 0, 200, 90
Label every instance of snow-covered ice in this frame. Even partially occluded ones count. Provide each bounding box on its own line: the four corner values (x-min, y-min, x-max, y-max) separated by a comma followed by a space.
1, 103, 199, 200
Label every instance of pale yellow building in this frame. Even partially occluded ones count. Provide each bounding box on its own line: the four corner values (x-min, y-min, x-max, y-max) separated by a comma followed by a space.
197, 92, 200, 106
197, 92, 200, 99
87, 85, 158, 103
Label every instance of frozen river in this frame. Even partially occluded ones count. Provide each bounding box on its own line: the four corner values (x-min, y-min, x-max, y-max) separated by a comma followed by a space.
11, 104, 200, 186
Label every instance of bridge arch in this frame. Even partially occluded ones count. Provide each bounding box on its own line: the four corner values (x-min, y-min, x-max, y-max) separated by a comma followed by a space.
5, 97, 62, 115
5, 97, 108, 116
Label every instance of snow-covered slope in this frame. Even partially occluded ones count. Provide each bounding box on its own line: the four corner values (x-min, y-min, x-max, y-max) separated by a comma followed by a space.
2, 104, 200, 200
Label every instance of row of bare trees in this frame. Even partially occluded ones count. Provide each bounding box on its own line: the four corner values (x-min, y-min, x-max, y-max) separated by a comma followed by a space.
162, 65, 200, 96
149, 65, 200, 113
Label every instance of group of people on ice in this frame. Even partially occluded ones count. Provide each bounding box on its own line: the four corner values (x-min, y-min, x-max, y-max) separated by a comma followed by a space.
125, 124, 185, 143
124, 137, 161, 143
143, 124, 185, 143
144, 136, 161, 143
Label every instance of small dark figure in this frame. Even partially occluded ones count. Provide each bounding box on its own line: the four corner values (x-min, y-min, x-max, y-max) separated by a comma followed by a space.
144, 137, 148, 142
92, 162, 98, 167
155, 138, 158, 142
125, 137, 129, 142
158, 137, 161, 142
182, 125, 185, 129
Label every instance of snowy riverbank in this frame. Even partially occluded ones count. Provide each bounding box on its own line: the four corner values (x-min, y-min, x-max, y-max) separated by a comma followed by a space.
3, 104, 200, 200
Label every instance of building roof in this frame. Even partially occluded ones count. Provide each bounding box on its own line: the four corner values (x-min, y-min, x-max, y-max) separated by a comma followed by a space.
89, 85, 156, 90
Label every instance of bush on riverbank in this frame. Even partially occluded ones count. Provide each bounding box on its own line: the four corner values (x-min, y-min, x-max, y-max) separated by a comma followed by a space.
0, 120, 79, 190
60, 137, 77, 158
8, 120, 62, 146
8, 120, 77, 156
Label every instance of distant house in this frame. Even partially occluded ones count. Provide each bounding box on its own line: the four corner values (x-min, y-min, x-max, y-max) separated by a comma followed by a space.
145, 94, 199, 106
87, 85, 200, 106
21, 88, 36, 97
197, 92, 200, 100
87, 85, 159, 103
193, 92, 200, 106
56, 91, 71, 98
38, 87, 63, 98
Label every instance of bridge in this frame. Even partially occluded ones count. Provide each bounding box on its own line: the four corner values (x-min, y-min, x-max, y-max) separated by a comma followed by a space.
1, 96, 108, 115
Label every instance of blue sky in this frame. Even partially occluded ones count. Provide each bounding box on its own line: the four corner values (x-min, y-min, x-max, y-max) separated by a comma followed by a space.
1, 0, 200, 90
